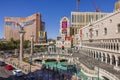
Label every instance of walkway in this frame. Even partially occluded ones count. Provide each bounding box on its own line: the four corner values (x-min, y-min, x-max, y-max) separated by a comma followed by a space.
72, 52, 120, 79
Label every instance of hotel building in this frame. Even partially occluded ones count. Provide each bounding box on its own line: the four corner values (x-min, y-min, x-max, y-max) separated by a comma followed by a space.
4, 13, 47, 43
78, 1, 120, 79
70, 12, 109, 46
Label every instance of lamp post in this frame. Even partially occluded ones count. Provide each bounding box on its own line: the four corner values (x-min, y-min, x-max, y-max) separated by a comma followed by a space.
98, 56, 100, 80
29, 34, 34, 73
31, 35, 34, 55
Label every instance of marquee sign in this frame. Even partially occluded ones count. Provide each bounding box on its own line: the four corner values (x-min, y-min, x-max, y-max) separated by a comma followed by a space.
62, 21, 67, 28
5, 19, 36, 27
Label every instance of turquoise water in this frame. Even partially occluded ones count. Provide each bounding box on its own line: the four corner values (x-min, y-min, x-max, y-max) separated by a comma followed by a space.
35, 60, 101, 80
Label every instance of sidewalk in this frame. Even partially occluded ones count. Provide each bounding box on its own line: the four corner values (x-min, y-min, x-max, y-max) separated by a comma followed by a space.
6, 58, 41, 74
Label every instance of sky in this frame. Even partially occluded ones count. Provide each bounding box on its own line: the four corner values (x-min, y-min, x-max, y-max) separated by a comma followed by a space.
0, 0, 117, 39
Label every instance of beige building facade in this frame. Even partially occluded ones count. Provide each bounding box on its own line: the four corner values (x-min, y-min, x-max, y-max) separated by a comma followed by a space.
80, 9, 120, 72
70, 12, 109, 46
4, 13, 46, 43
70, 12, 109, 36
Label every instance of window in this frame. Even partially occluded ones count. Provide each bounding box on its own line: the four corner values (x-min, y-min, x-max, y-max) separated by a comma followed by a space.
86, 33, 88, 37
89, 28, 93, 38
96, 30, 98, 36
104, 28, 107, 35
118, 24, 120, 33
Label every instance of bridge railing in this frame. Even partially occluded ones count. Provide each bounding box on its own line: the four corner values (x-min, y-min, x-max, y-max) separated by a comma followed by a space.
0, 57, 30, 74
95, 67, 120, 80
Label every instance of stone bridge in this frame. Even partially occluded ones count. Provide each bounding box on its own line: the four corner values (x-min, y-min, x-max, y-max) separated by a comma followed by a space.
31, 54, 75, 64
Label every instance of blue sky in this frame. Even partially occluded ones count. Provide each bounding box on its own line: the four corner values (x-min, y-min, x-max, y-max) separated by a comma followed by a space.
0, 0, 117, 39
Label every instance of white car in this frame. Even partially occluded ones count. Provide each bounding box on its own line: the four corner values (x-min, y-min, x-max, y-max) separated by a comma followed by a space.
12, 70, 24, 76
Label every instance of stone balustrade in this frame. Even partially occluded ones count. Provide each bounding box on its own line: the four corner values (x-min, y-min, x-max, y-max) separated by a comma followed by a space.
95, 67, 120, 80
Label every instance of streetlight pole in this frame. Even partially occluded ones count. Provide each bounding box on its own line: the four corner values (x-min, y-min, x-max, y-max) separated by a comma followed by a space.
29, 34, 34, 73
31, 35, 34, 55
98, 56, 100, 80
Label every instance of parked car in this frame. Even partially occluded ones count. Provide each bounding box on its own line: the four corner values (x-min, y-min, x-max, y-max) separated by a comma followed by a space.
12, 70, 24, 77
0, 61, 5, 66
5, 65, 13, 70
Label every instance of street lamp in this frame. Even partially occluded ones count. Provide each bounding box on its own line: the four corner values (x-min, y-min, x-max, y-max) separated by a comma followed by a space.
29, 55, 32, 73
29, 34, 34, 73
98, 56, 100, 80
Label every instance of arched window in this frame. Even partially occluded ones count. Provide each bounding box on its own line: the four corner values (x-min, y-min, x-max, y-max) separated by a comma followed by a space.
117, 24, 120, 33
96, 30, 98, 36
104, 28, 107, 35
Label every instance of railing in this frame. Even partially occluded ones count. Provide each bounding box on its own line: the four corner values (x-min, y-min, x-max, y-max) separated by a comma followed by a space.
80, 63, 98, 76
95, 67, 120, 80
0, 57, 30, 74
32, 54, 74, 60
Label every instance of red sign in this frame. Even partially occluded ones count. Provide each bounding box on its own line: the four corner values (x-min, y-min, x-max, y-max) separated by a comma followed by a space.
62, 46, 64, 49
80, 29, 82, 40
80, 29, 82, 35
65, 36, 71, 40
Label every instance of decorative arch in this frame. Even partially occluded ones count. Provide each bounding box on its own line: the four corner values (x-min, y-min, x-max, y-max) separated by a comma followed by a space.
112, 55, 116, 65
103, 53, 105, 62
114, 43, 116, 50
118, 56, 120, 66
96, 52, 99, 59
116, 43, 119, 51
107, 54, 110, 63
99, 52, 102, 59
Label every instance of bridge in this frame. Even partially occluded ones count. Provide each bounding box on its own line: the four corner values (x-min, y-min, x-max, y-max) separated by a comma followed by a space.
1, 52, 120, 80
31, 53, 74, 63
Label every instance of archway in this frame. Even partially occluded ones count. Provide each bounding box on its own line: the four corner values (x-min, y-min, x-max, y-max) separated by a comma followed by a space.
114, 43, 116, 50
111, 43, 113, 50
102, 76, 109, 80
34, 59, 42, 64
93, 51, 95, 58
118, 56, 120, 66
103, 53, 105, 62
112, 55, 116, 65
107, 54, 110, 64
116, 43, 119, 51
96, 52, 98, 59
60, 59, 68, 62
45, 59, 57, 62
99, 52, 101, 59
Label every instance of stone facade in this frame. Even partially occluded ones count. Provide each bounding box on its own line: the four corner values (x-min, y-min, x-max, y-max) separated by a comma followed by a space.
80, 10, 120, 71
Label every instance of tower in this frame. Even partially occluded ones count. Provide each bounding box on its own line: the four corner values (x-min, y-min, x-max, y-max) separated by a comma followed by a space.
60, 17, 70, 38
114, 0, 120, 11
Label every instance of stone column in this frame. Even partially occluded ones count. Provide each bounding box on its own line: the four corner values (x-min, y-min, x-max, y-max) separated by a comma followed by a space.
105, 55, 108, 63
115, 60, 119, 67
101, 53, 103, 62
31, 35, 34, 55
110, 54, 113, 65
19, 30, 25, 61
115, 56, 119, 67
118, 40, 120, 53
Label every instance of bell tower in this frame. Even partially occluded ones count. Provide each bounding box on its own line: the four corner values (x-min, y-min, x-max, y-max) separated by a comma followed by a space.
114, 0, 120, 11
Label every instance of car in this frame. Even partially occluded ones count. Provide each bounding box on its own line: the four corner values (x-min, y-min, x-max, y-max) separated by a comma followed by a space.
12, 70, 24, 77
5, 65, 13, 70
0, 61, 5, 66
